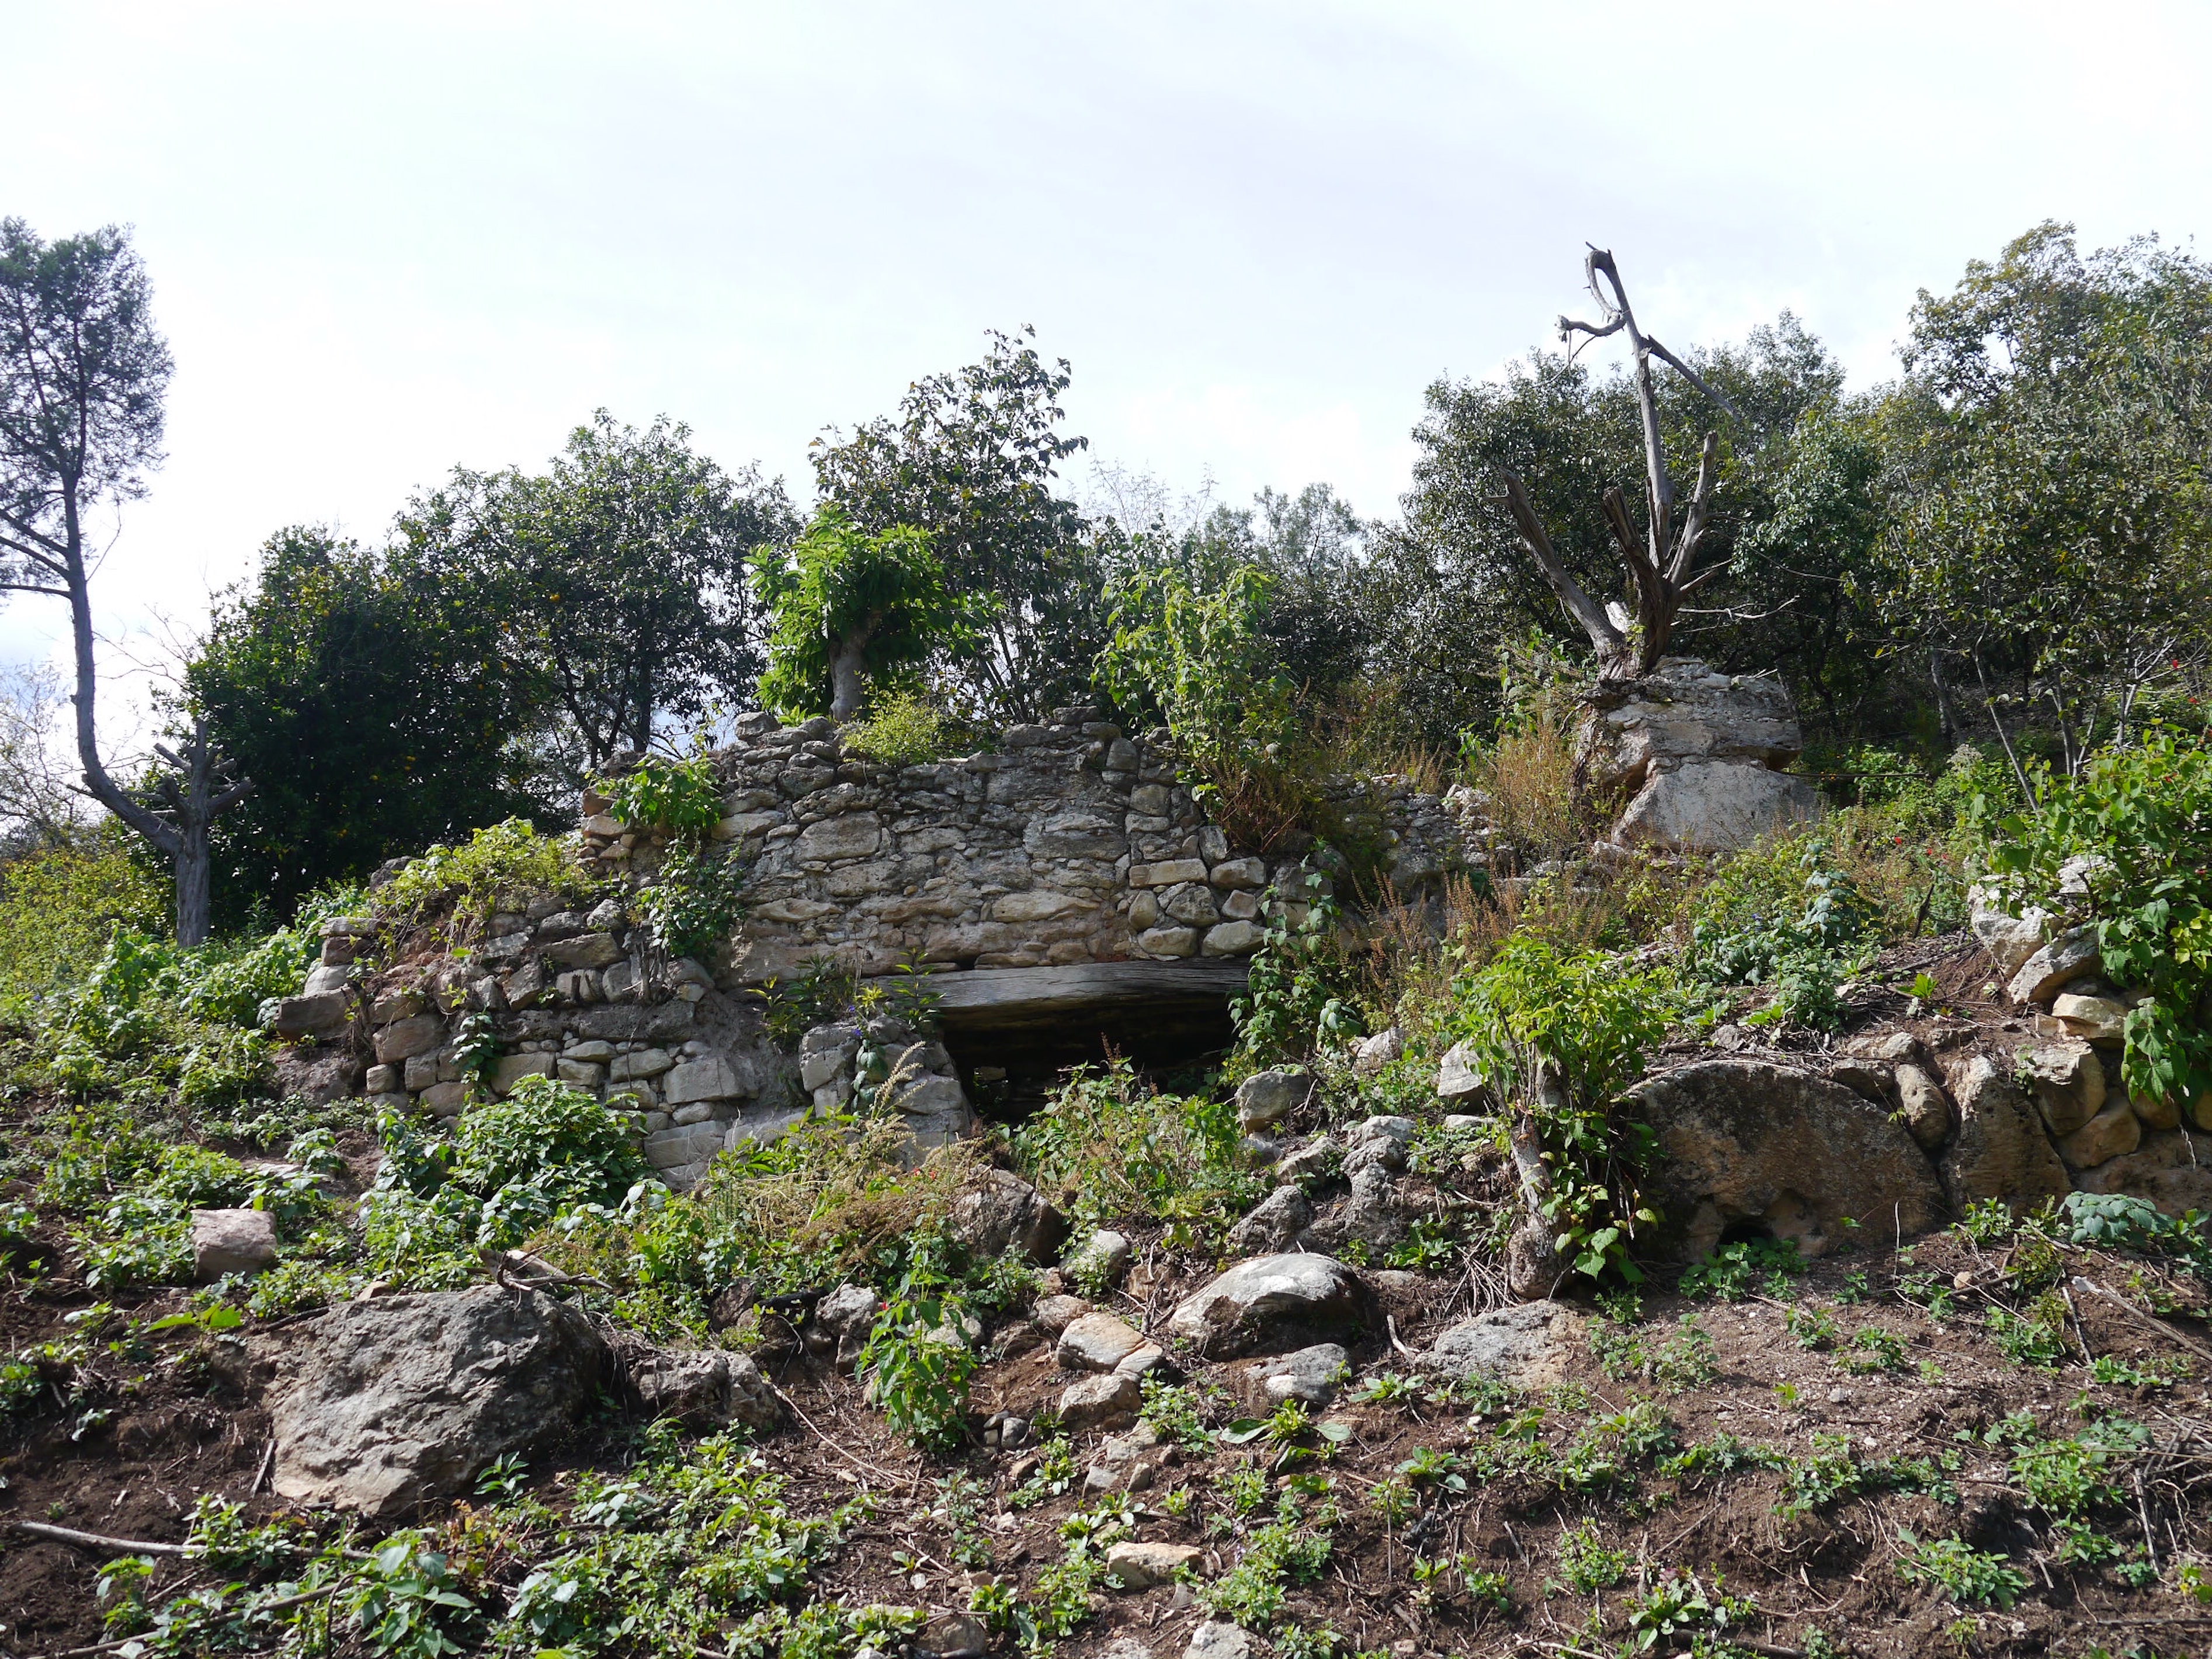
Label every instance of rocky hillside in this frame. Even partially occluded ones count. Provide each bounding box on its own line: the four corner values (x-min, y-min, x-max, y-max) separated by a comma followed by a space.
1, 702, 2208, 1659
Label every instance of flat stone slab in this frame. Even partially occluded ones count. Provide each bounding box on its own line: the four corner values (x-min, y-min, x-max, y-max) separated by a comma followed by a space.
904, 962, 1249, 1032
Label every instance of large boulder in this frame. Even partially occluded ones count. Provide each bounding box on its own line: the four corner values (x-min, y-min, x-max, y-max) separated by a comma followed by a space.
624, 1347, 779, 1432
1164, 1253, 1371, 1359
949, 1170, 1068, 1264
1628, 1060, 1944, 1260
2072, 1129, 2212, 1216
1939, 1053, 2072, 1212
265, 1286, 606, 1516
1612, 760, 1825, 855
1580, 659, 1823, 854
1419, 1299, 1585, 1390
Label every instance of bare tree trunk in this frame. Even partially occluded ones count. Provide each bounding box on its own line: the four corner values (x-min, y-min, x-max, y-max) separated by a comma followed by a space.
829, 634, 869, 721
58, 506, 249, 944
151, 717, 251, 947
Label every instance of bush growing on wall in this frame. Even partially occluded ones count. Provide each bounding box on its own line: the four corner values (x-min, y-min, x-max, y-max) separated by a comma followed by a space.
1986, 730, 2212, 1104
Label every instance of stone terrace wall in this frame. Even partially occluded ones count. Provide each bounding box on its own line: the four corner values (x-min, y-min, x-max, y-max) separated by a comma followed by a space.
581, 704, 1481, 988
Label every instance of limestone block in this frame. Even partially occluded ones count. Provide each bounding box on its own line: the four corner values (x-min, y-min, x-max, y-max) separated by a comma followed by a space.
1895, 1063, 1954, 1151
1210, 856, 1266, 890
1201, 920, 1263, 956
491, 1053, 556, 1097
2053, 993, 2128, 1042
1127, 890, 1161, 929
1057, 1372, 1142, 1432
2133, 1090, 2182, 1132
1105, 1540, 1204, 1589
1437, 1040, 1486, 1102
1220, 889, 1260, 921
1136, 925, 1197, 957
365, 1063, 400, 1095
1130, 858, 1208, 888
609, 1047, 675, 1084
193, 1207, 277, 1280
1159, 882, 1220, 926
1612, 760, 1824, 855
1128, 784, 1172, 815
419, 1080, 468, 1116
994, 889, 1085, 922
1058, 1312, 1148, 1373
2059, 1101, 2142, 1169
645, 1122, 728, 1169
557, 1058, 606, 1088
795, 813, 882, 863
272, 992, 353, 1041
1939, 1053, 2073, 1209
1235, 1070, 1314, 1130
2017, 1040, 2106, 1136
542, 932, 622, 971
2008, 927, 2101, 1005
664, 1057, 744, 1106
374, 1013, 446, 1064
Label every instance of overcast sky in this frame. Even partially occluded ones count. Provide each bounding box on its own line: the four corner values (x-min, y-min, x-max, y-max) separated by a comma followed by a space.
5, 0, 2211, 702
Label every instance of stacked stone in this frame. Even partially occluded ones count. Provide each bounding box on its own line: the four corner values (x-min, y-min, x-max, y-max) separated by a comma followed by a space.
578, 709, 1481, 983
308, 891, 796, 1192
798, 1014, 975, 1154
1580, 657, 1825, 854
1973, 877, 2212, 1179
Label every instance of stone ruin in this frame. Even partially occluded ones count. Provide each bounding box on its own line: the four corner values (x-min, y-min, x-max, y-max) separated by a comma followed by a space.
270, 706, 1485, 1188
1579, 657, 1825, 855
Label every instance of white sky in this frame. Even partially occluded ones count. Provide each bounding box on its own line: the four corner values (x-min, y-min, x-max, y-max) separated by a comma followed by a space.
4, 0, 2211, 709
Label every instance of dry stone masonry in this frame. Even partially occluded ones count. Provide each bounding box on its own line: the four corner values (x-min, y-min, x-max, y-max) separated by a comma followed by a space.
1579, 657, 1825, 853
579, 706, 1475, 982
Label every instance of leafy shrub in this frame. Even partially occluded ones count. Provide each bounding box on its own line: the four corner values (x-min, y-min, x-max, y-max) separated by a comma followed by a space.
636, 843, 748, 960
859, 1295, 977, 1455
364, 1081, 652, 1279
1895, 1533, 2029, 1608
0, 828, 168, 998
1984, 731, 2212, 1102
1554, 1520, 1630, 1592
377, 819, 597, 933
842, 690, 956, 765
1014, 1058, 1260, 1234
602, 752, 723, 837
1679, 1236, 1807, 1300
1231, 873, 1363, 1064
1446, 935, 1673, 1279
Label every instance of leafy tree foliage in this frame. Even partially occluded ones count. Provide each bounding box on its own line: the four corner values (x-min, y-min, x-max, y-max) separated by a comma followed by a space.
0, 217, 248, 944
810, 328, 1102, 723
1873, 223, 2212, 780
749, 508, 987, 720
1379, 317, 1859, 746
190, 527, 553, 925
399, 412, 796, 774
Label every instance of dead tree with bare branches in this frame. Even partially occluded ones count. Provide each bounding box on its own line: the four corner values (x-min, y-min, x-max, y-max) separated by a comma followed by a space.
1495, 247, 1739, 680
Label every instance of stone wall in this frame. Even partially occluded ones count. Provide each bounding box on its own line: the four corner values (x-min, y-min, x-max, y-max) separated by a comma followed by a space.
273, 707, 1483, 1191
580, 704, 1482, 985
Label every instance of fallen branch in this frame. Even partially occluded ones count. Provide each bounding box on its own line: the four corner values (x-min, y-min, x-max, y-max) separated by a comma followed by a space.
8, 1518, 190, 1556
2073, 1276, 2212, 1369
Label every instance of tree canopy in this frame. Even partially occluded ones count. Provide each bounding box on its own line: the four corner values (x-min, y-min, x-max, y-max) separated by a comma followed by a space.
190, 526, 553, 925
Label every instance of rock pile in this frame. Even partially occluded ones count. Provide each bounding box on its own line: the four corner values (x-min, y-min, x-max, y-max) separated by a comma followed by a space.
1579, 657, 1825, 853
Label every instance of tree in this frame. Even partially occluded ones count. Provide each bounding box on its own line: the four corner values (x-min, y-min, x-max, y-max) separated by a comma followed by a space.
1384, 296, 1860, 745
811, 328, 1102, 723
1872, 223, 2212, 786
190, 527, 555, 925
399, 412, 796, 776
749, 508, 987, 720
0, 217, 246, 945
1501, 248, 1742, 679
